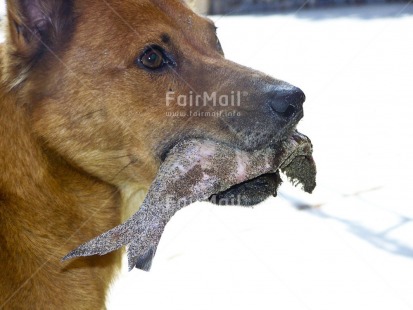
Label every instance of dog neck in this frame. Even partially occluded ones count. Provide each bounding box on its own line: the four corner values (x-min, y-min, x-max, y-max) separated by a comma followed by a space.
0, 86, 46, 198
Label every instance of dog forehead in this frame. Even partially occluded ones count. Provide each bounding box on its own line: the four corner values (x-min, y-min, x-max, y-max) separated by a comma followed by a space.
75, 0, 217, 61
81, 0, 214, 34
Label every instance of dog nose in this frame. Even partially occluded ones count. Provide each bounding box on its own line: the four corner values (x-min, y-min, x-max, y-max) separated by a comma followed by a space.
268, 85, 306, 118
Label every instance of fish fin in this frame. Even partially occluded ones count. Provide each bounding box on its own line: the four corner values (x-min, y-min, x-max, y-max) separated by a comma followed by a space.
62, 223, 132, 261
127, 242, 156, 272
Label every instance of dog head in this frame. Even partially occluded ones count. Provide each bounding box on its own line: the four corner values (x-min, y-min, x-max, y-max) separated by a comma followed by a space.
2, 0, 307, 204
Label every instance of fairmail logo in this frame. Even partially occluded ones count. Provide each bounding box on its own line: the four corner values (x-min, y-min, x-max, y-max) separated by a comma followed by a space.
166, 90, 248, 107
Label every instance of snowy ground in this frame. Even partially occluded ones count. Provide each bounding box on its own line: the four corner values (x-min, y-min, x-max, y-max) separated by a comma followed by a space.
1, 2, 413, 310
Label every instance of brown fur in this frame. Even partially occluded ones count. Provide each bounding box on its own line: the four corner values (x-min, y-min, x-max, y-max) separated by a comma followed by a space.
0, 0, 305, 308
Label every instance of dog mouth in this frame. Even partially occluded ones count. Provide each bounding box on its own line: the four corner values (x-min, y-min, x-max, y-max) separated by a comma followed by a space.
209, 131, 316, 206
163, 131, 316, 206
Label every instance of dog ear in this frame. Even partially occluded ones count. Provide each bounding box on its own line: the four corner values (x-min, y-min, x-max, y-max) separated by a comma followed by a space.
6, 0, 74, 58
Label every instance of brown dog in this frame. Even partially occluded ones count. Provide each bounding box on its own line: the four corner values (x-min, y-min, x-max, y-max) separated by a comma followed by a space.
0, 0, 306, 308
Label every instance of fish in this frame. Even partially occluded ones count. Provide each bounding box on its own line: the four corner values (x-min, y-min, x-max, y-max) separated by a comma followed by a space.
63, 131, 316, 271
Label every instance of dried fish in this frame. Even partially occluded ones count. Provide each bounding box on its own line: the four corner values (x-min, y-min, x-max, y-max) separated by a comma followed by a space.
63, 132, 316, 271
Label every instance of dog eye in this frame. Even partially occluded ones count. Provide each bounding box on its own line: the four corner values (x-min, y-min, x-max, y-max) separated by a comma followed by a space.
139, 47, 166, 70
